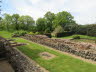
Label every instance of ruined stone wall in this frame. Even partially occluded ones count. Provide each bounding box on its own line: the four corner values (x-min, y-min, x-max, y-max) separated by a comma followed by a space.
23, 34, 96, 61
0, 37, 46, 72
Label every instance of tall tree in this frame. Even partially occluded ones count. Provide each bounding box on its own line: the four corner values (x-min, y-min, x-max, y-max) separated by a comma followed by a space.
12, 14, 20, 30
4, 14, 12, 31
18, 15, 35, 31
44, 11, 55, 33
24, 15, 35, 31
0, 17, 3, 30
53, 11, 75, 28
36, 18, 46, 33
0, 17, 2, 20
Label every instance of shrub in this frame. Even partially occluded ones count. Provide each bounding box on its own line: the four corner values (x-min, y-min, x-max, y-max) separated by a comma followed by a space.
56, 32, 73, 37
12, 30, 27, 37
52, 26, 64, 37
35, 32, 40, 35
28, 32, 40, 35
44, 33, 52, 38
28, 32, 35, 35
73, 35, 80, 39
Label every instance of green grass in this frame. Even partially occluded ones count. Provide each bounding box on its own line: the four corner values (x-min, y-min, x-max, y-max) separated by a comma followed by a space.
56, 35, 96, 39
53, 35, 96, 43
0, 31, 12, 38
0, 31, 96, 72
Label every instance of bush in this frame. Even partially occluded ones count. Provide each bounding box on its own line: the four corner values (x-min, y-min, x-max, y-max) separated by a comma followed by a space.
75, 24, 96, 37
73, 35, 80, 39
56, 32, 73, 37
28, 32, 41, 35
52, 26, 64, 37
44, 33, 52, 38
12, 30, 27, 37
28, 32, 35, 35
35, 32, 40, 35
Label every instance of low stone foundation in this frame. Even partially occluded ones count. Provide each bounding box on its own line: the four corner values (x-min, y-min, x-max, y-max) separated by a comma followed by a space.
0, 36, 47, 72
22, 34, 96, 61
39, 52, 56, 60
7, 47, 46, 72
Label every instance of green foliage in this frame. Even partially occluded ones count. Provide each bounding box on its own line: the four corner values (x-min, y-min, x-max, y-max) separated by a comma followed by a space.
0, 17, 3, 30
4, 14, 12, 31
0, 12, 96, 37
28, 32, 35, 35
28, 32, 40, 35
64, 24, 78, 32
44, 11, 55, 32
36, 18, 46, 33
12, 14, 20, 30
1, 14, 35, 31
73, 35, 80, 39
35, 32, 40, 35
1, 31, 96, 72
58, 35, 96, 40
86, 24, 96, 36
12, 30, 27, 37
53, 11, 75, 29
54, 32, 73, 37
75, 24, 96, 37
0, 11, 76, 33
36, 11, 55, 33
52, 26, 64, 37
18, 15, 35, 31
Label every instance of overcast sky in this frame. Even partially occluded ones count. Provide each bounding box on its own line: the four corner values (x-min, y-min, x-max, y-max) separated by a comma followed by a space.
1, 0, 96, 24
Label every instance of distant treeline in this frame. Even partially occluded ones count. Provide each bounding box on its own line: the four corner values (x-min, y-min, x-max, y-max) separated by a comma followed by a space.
0, 11, 96, 37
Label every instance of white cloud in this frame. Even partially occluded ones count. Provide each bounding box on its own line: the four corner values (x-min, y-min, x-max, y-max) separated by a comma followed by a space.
28, 0, 41, 4
63, 0, 96, 24
9, 0, 96, 24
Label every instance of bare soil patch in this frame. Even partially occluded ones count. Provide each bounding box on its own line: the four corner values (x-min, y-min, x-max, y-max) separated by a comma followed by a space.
39, 52, 56, 60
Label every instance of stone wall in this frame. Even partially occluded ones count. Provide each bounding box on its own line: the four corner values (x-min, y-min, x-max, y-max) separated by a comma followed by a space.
23, 34, 96, 61
0, 37, 7, 59
0, 36, 46, 72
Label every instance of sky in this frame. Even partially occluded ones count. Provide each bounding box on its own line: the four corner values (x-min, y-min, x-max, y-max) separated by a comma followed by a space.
1, 0, 96, 24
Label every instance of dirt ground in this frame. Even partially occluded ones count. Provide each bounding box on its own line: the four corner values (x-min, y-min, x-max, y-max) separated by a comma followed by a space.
39, 52, 56, 60
0, 60, 14, 72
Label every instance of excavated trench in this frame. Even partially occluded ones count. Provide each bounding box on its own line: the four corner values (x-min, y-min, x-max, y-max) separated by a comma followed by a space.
0, 37, 46, 72
0, 41, 15, 72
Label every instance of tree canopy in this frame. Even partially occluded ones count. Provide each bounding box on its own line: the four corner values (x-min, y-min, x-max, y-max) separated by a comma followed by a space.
0, 11, 95, 37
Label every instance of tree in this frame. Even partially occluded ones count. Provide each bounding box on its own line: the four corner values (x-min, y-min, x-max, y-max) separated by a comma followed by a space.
4, 14, 12, 31
12, 14, 20, 30
18, 15, 35, 31
0, 17, 2, 20
53, 11, 75, 29
75, 25, 88, 35
86, 24, 96, 36
64, 23, 78, 33
52, 25, 64, 37
24, 16, 35, 31
0, 17, 3, 30
36, 18, 46, 33
44, 11, 55, 33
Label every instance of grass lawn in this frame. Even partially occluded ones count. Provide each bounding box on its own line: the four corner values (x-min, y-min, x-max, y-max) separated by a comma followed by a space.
0, 31, 96, 72
53, 35, 96, 43
54, 35, 96, 39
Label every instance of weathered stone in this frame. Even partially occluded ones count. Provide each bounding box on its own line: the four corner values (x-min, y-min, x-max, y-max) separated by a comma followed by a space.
22, 34, 96, 61
0, 36, 47, 72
